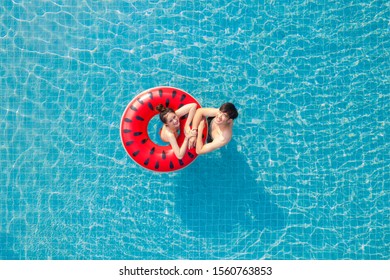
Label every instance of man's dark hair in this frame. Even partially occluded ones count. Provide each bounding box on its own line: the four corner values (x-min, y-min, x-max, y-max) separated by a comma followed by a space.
219, 103, 238, 120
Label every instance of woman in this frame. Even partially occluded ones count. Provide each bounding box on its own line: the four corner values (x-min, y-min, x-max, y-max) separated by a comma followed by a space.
156, 103, 197, 159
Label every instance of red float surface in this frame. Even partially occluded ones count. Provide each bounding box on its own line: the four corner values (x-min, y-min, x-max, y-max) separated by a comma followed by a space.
120, 86, 207, 172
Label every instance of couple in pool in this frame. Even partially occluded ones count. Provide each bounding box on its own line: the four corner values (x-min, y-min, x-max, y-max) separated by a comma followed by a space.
155, 102, 238, 159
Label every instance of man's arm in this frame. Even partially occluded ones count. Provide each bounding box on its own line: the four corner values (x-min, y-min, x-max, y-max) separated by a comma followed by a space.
196, 137, 226, 155
191, 108, 219, 130
195, 120, 227, 155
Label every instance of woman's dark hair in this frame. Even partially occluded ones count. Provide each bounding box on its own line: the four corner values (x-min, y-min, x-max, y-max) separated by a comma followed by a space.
219, 102, 238, 120
156, 104, 175, 124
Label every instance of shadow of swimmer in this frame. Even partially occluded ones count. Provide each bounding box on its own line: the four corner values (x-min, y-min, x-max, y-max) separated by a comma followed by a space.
175, 140, 287, 238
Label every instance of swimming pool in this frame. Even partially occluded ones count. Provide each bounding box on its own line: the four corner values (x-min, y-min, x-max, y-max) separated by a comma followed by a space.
1, 0, 388, 259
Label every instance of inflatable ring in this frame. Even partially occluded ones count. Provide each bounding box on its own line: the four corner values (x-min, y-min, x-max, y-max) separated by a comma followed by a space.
120, 86, 207, 172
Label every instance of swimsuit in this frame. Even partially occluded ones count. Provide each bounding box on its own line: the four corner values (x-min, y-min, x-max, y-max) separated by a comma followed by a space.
206, 117, 215, 143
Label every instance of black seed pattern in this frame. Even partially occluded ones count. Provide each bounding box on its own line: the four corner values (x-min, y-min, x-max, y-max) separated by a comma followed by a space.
124, 89, 198, 170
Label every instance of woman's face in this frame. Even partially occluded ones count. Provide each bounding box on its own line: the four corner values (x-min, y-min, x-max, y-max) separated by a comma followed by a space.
165, 112, 180, 130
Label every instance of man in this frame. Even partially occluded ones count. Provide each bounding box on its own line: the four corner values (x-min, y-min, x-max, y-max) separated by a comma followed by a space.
189, 102, 238, 155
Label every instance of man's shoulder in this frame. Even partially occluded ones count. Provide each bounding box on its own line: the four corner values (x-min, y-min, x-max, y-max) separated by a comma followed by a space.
221, 125, 233, 138
214, 133, 231, 145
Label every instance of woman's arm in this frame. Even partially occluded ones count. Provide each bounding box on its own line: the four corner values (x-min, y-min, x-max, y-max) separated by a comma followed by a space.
174, 103, 197, 151
175, 103, 197, 134
167, 133, 190, 160
175, 103, 197, 118
183, 103, 197, 133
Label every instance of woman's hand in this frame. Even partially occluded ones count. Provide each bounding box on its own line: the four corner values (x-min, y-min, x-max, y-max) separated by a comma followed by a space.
185, 127, 197, 137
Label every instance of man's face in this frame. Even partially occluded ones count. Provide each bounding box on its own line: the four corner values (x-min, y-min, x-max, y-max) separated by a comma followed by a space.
214, 110, 230, 124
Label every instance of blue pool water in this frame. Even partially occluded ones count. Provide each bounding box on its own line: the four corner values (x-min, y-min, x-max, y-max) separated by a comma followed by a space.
1, 0, 389, 260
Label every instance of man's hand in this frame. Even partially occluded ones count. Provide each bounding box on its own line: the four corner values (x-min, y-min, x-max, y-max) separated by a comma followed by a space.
188, 136, 196, 149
